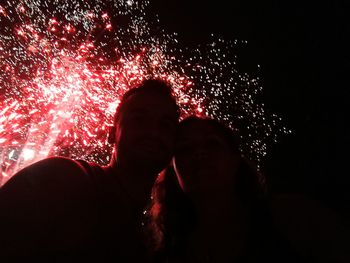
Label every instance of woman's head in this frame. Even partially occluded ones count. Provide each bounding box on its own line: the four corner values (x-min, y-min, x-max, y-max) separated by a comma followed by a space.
173, 116, 243, 198
147, 116, 267, 255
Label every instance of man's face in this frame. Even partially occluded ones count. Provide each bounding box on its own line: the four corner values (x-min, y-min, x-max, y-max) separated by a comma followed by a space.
114, 91, 178, 173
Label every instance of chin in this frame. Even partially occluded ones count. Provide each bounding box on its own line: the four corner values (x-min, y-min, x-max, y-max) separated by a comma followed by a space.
138, 157, 167, 173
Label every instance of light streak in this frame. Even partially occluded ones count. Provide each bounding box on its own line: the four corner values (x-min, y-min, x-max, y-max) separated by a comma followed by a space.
0, 0, 290, 185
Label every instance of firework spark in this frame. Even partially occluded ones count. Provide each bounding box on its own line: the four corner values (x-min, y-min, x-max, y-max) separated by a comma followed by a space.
0, 0, 290, 185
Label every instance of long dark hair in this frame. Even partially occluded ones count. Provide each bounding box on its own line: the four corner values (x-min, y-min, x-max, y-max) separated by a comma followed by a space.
146, 116, 267, 260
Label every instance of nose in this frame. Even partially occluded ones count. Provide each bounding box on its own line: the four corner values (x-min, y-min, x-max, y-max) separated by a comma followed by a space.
141, 119, 168, 147
148, 117, 170, 138
146, 122, 161, 139
194, 148, 209, 162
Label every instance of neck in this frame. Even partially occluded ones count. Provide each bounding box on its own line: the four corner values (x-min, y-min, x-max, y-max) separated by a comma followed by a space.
187, 193, 250, 262
107, 157, 159, 211
194, 191, 248, 227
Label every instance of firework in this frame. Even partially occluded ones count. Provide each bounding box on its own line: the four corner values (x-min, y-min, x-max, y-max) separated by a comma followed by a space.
0, 0, 290, 185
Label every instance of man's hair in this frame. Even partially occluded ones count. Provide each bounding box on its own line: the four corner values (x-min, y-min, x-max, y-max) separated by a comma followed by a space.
113, 79, 180, 126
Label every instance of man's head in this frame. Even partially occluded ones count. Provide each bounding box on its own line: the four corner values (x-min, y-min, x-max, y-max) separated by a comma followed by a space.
109, 79, 180, 174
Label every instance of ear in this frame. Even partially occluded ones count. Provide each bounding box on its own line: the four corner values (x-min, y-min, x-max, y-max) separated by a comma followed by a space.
108, 126, 116, 144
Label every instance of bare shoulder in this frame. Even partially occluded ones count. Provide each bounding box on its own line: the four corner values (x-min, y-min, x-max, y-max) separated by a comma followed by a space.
269, 192, 348, 232
0, 157, 98, 256
16, 156, 88, 179
269, 193, 350, 263
270, 193, 345, 224
0, 157, 97, 216
1, 157, 91, 193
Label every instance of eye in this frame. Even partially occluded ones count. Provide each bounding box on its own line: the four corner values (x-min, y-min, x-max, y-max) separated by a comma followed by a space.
161, 118, 176, 131
128, 112, 147, 124
205, 136, 225, 150
175, 141, 192, 154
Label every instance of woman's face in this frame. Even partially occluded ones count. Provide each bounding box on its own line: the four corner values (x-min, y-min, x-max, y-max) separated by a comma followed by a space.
173, 120, 240, 196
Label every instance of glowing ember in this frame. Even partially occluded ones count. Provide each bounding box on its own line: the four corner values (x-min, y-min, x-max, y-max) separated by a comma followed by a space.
0, 0, 290, 185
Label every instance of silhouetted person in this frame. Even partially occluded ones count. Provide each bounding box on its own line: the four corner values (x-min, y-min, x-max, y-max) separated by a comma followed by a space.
0, 79, 180, 262
147, 116, 350, 263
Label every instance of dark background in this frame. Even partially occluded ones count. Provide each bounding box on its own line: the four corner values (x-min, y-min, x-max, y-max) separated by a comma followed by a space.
149, 0, 349, 216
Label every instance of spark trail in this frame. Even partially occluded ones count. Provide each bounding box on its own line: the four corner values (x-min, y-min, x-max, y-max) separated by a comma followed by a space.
0, 0, 290, 185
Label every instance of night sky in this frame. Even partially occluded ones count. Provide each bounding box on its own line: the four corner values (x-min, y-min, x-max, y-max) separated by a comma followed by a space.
0, 0, 348, 216
150, 0, 349, 216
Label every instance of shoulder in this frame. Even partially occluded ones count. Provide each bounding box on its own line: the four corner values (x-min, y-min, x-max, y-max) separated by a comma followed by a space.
269, 193, 341, 223
0, 156, 100, 212
1, 157, 93, 192
269, 193, 342, 232
0, 157, 100, 257
20, 156, 90, 179
269, 193, 350, 263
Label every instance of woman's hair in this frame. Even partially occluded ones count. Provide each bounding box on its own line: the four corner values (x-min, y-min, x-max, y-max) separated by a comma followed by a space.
145, 116, 267, 259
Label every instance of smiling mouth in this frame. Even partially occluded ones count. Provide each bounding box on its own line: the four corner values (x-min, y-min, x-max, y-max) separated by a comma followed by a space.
138, 140, 163, 154
143, 145, 159, 154
192, 162, 217, 174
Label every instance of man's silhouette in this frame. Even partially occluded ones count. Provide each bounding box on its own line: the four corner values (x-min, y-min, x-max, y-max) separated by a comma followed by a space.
0, 79, 179, 262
